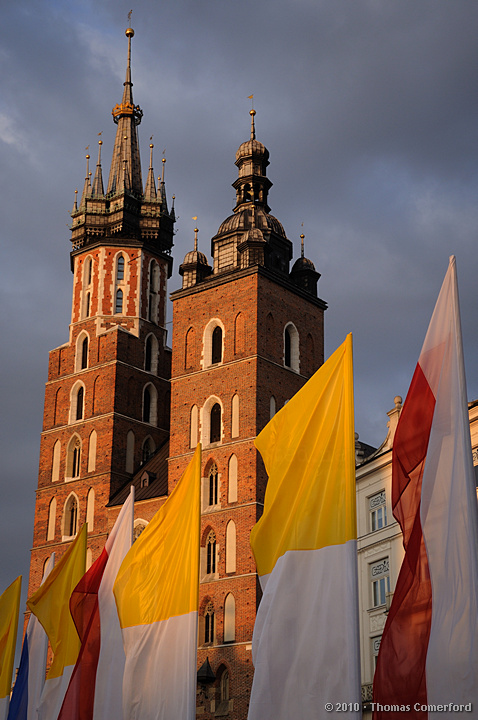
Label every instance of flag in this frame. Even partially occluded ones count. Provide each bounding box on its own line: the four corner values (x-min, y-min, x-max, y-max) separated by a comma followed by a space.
373, 256, 478, 719
0, 577, 21, 720
7, 555, 55, 720
113, 445, 201, 720
57, 488, 134, 720
27, 525, 86, 720
248, 334, 361, 720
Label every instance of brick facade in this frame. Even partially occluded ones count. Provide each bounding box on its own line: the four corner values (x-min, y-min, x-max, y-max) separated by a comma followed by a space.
28, 28, 327, 720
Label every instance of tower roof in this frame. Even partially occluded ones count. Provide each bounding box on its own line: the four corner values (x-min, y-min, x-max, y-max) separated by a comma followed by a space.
106, 27, 143, 196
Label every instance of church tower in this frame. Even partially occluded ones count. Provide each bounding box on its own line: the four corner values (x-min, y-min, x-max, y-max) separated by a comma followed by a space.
170, 109, 326, 718
28, 26, 175, 593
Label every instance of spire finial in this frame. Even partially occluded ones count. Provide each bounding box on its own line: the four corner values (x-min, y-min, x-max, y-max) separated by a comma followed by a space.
192, 218, 198, 251
250, 108, 256, 141
149, 141, 154, 170
161, 157, 166, 183
300, 233, 305, 259
73, 187, 78, 212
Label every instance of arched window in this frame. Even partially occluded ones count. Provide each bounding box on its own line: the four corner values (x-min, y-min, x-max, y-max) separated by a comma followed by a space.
143, 386, 151, 423
284, 326, 291, 367
115, 288, 123, 314
142, 437, 155, 464
63, 494, 79, 538
220, 669, 230, 704
133, 519, 148, 542
145, 335, 152, 372
86, 488, 95, 531
51, 440, 61, 483
206, 530, 216, 575
211, 326, 222, 364
88, 430, 97, 472
204, 601, 215, 644
234, 312, 245, 355
284, 322, 300, 372
116, 255, 125, 282
66, 435, 82, 479
228, 455, 238, 503
81, 337, 88, 370
210, 404, 221, 444
85, 292, 91, 318
209, 464, 219, 507
226, 521, 236, 574
270, 395, 277, 419
86, 257, 92, 286
231, 394, 239, 438
185, 327, 196, 370
190, 405, 198, 449
224, 594, 236, 642
47, 498, 56, 541
76, 386, 84, 421
142, 384, 157, 426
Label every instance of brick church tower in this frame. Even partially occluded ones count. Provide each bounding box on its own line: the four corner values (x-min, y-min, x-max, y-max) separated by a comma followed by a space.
169, 109, 326, 717
28, 26, 175, 593
28, 26, 327, 720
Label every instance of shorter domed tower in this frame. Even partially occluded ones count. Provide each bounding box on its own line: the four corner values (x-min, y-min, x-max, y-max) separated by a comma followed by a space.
179, 226, 212, 289
290, 233, 321, 297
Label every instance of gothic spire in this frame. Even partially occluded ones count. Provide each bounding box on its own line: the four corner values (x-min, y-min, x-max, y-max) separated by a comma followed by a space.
91, 139, 104, 197
106, 26, 143, 196
144, 142, 157, 201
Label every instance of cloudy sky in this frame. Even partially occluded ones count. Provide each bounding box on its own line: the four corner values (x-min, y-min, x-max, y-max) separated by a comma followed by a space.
2, 0, 478, 641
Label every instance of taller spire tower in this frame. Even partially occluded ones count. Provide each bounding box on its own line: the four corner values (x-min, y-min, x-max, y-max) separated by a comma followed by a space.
29, 26, 174, 601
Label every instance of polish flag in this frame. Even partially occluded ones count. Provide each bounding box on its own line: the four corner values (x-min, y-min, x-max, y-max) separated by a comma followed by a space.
57, 487, 134, 720
373, 257, 478, 719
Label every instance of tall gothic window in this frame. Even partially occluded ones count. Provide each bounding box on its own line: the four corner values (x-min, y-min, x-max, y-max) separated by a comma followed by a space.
210, 403, 221, 444
206, 530, 216, 575
81, 337, 88, 370
284, 326, 291, 367
116, 255, 125, 281
76, 386, 84, 421
115, 289, 123, 314
204, 601, 215, 644
209, 464, 219, 506
145, 335, 152, 372
64, 495, 78, 538
143, 386, 151, 423
211, 326, 222, 364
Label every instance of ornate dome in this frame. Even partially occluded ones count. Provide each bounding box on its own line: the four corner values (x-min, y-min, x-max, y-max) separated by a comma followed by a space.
216, 207, 286, 239
291, 256, 316, 273
235, 139, 269, 163
182, 248, 209, 266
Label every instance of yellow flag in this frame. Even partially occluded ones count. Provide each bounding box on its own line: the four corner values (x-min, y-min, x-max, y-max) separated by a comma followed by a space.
114, 444, 201, 628
251, 333, 355, 577
27, 525, 86, 679
0, 576, 21, 700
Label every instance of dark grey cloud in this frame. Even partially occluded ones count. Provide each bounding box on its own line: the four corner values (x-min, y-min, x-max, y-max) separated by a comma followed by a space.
1, 0, 477, 659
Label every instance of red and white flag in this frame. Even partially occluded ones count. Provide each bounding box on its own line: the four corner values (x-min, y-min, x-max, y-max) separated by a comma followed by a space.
57, 487, 134, 720
373, 257, 478, 719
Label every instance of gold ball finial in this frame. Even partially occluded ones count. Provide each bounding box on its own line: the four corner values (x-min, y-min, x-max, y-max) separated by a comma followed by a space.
250, 108, 256, 117
172, 195, 175, 199
162, 157, 166, 164
300, 233, 305, 240
126, 27, 134, 38
99, 140, 103, 146
150, 143, 154, 149
86, 154, 90, 159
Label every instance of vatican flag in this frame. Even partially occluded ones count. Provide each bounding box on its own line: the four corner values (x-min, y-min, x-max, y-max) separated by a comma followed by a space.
0, 576, 21, 720
27, 525, 86, 720
114, 444, 201, 720
248, 334, 361, 720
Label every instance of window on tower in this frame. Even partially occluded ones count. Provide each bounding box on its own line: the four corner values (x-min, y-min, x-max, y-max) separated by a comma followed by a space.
76, 386, 84, 421
208, 463, 219, 506
204, 601, 215, 644
63, 494, 79, 539
115, 289, 123, 314
210, 403, 221, 444
66, 435, 82, 480
143, 386, 151, 423
284, 322, 300, 372
116, 255, 125, 281
145, 335, 152, 372
206, 530, 217, 575
211, 326, 222, 364
81, 337, 88, 370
